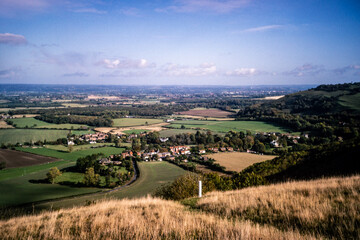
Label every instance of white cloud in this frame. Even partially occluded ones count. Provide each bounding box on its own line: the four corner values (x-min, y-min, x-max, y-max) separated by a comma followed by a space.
0, 33, 27, 45
72, 8, 107, 14
242, 25, 283, 33
98, 58, 155, 69
283, 64, 324, 77
225, 68, 260, 76
334, 65, 360, 75
157, 0, 250, 14
161, 63, 217, 76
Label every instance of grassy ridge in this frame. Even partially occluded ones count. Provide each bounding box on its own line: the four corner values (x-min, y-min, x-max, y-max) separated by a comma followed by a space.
196, 175, 360, 239
3, 175, 356, 239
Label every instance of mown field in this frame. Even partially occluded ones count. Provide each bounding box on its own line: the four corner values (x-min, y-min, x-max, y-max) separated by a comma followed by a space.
0, 129, 69, 145
113, 118, 163, 127
168, 120, 291, 133
205, 152, 276, 172
177, 108, 233, 118
9, 117, 90, 129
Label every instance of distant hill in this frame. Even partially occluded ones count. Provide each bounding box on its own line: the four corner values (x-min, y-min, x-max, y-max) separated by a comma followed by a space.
239, 82, 360, 116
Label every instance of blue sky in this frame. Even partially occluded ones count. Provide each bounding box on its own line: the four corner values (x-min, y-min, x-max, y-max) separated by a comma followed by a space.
0, 0, 359, 85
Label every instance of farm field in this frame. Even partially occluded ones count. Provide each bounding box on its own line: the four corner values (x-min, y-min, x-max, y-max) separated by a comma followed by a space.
0, 129, 69, 145
113, 118, 163, 127
29, 161, 187, 210
16, 147, 125, 161
8, 117, 90, 129
45, 143, 115, 152
177, 108, 233, 118
169, 120, 291, 133
0, 149, 58, 168
204, 152, 276, 172
0, 161, 101, 207
159, 128, 206, 138
122, 129, 148, 134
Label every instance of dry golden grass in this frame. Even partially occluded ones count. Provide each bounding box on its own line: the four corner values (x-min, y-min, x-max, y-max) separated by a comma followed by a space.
96, 123, 169, 134
0, 197, 313, 240
0, 120, 14, 129
205, 152, 276, 172
197, 175, 360, 239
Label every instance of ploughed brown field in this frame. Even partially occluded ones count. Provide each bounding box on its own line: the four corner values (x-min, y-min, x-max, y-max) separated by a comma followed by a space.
0, 149, 58, 168
205, 152, 276, 172
178, 108, 233, 118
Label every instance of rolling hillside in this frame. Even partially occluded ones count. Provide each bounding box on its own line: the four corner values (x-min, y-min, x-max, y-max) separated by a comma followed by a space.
0, 175, 358, 239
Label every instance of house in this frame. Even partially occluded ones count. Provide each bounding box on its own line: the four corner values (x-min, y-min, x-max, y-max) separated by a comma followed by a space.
67, 141, 74, 145
270, 140, 279, 147
220, 147, 227, 152
160, 137, 169, 143
226, 147, 234, 152
199, 149, 206, 154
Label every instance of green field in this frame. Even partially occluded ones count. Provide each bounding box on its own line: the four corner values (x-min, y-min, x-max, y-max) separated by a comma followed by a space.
159, 129, 206, 138
122, 129, 148, 134
45, 143, 115, 152
339, 93, 360, 112
8, 117, 52, 128
22, 162, 187, 210
168, 120, 291, 133
113, 118, 163, 127
0, 161, 101, 207
9, 117, 90, 130
16, 147, 125, 161
0, 129, 69, 145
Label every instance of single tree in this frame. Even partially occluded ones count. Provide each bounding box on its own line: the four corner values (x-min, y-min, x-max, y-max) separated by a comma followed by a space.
83, 167, 100, 186
47, 167, 62, 184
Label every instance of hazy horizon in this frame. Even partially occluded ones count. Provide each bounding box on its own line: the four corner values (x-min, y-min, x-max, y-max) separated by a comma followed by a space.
1, 0, 360, 85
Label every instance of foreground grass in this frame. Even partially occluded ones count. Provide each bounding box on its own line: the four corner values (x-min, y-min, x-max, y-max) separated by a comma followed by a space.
0, 197, 311, 240
196, 175, 360, 239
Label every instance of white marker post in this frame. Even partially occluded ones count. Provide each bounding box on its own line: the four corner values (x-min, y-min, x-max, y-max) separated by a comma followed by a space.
199, 180, 202, 198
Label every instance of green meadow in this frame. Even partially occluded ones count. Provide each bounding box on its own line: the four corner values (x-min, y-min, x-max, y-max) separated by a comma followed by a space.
0, 129, 69, 145
168, 120, 291, 133
16, 147, 125, 161
9, 117, 90, 129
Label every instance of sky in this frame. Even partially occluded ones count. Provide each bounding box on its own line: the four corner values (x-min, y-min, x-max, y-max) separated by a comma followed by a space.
0, 0, 360, 85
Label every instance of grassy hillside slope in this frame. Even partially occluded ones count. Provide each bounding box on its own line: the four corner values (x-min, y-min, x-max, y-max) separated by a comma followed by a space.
1, 175, 358, 239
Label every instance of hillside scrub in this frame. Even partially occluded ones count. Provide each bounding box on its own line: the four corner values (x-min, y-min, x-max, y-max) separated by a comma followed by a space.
196, 175, 360, 239
0, 197, 314, 240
